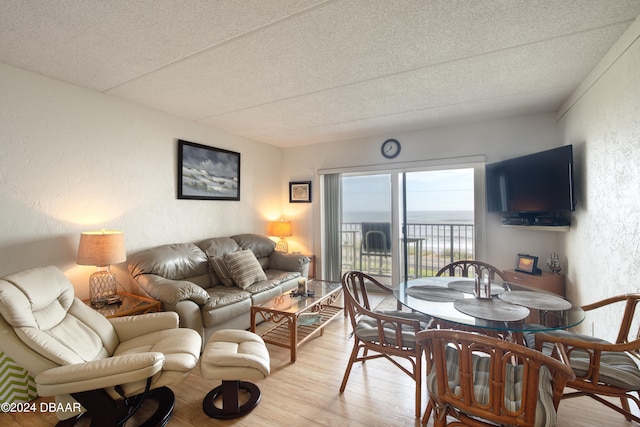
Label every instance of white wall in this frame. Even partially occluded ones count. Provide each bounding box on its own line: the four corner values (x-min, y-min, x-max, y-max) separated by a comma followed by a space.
0, 60, 592, 302
559, 18, 640, 338
0, 63, 284, 298
282, 113, 566, 278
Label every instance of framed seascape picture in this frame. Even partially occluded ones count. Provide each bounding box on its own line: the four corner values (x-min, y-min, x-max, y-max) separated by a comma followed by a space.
515, 253, 540, 275
178, 139, 240, 201
289, 181, 312, 203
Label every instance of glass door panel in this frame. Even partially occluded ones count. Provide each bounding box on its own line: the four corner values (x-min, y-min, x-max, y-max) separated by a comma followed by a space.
341, 174, 393, 285
401, 168, 475, 279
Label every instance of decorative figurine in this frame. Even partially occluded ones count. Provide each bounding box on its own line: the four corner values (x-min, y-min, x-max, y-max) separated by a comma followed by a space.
547, 252, 562, 274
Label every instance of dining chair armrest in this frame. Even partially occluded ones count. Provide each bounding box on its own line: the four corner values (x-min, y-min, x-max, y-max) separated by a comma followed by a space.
580, 294, 640, 344
582, 294, 633, 311
534, 331, 640, 353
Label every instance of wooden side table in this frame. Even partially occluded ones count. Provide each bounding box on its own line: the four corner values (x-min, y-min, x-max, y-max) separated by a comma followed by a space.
84, 292, 161, 318
503, 269, 566, 297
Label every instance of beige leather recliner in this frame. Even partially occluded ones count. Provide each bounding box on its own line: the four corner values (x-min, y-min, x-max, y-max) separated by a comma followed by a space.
0, 265, 202, 426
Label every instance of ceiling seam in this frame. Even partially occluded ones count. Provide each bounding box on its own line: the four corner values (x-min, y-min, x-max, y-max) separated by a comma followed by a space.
194, 19, 636, 122
200, 82, 578, 139
556, 31, 640, 121
101, 0, 336, 93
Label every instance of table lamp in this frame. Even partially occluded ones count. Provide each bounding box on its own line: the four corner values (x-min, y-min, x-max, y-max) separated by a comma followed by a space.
269, 220, 292, 253
77, 230, 126, 307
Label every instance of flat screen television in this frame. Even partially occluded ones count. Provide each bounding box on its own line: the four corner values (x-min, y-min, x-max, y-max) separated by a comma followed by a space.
486, 145, 575, 215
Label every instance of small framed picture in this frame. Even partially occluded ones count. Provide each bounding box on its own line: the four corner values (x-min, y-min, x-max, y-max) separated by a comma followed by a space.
515, 254, 540, 275
289, 181, 312, 203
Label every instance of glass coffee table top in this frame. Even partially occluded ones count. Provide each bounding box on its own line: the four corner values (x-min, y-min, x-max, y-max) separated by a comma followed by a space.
256, 280, 342, 314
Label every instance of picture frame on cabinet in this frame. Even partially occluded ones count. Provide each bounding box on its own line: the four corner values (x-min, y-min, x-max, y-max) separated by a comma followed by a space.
515, 253, 541, 275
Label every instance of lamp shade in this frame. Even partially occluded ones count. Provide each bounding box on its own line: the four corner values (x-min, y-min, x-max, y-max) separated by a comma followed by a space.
269, 221, 292, 238
77, 230, 126, 267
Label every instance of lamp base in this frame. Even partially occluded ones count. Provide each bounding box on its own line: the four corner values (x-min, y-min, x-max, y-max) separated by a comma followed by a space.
275, 239, 288, 253
89, 270, 118, 308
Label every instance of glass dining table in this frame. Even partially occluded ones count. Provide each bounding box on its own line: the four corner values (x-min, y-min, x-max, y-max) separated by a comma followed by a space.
394, 276, 585, 336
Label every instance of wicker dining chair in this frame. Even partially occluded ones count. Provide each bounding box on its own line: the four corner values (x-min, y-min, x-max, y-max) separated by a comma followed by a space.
527, 293, 640, 424
340, 270, 428, 417
436, 260, 505, 281
417, 329, 575, 427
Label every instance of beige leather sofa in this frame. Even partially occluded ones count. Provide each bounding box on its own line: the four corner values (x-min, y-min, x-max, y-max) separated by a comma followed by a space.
128, 234, 309, 347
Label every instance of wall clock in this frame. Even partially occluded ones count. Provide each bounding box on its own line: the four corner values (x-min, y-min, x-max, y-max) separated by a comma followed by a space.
381, 139, 401, 159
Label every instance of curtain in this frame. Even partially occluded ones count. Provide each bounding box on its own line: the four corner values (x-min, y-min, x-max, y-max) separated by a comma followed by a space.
322, 174, 342, 281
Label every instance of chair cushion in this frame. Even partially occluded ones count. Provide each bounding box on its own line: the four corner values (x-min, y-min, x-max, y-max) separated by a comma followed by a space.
572, 351, 640, 390
354, 315, 425, 348
200, 329, 270, 381
0, 267, 112, 365
224, 250, 267, 289
114, 327, 200, 374
531, 329, 640, 390
427, 346, 557, 427
0, 266, 75, 329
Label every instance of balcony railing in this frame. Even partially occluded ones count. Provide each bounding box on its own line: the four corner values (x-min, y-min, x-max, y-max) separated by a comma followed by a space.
341, 222, 475, 278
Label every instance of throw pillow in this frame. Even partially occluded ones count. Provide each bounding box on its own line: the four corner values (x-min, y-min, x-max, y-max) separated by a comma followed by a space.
209, 256, 235, 287
269, 250, 307, 272
224, 249, 267, 289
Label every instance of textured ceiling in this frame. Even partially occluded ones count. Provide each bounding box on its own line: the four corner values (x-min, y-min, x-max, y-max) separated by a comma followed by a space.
1, 0, 639, 147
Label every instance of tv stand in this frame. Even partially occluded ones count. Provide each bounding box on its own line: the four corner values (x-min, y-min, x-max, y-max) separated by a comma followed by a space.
502, 224, 570, 232
501, 212, 570, 227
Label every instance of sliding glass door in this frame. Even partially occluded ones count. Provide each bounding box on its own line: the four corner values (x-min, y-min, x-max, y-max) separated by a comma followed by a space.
337, 166, 477, 286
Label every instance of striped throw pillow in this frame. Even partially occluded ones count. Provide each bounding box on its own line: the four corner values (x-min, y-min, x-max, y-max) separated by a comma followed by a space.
209, 256, 235, 287
224, 249, 267, 289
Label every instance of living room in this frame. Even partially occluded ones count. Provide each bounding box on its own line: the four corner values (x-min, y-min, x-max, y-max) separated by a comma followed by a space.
2, 2, 639, 335
1, 2, 640, 425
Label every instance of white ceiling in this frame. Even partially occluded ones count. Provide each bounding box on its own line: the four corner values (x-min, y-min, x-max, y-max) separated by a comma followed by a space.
1, 1, 639, 148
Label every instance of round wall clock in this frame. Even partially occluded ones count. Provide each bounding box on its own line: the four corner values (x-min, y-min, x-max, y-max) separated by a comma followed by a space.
381, 139, 401, 159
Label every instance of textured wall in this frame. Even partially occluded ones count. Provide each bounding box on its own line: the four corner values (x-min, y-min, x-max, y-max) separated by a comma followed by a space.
284, 113, 566, 277
0, 63, 284, 297
559, 19, 640, 339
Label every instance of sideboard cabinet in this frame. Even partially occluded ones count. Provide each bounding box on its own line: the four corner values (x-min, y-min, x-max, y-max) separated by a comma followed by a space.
503, 269, 566, 297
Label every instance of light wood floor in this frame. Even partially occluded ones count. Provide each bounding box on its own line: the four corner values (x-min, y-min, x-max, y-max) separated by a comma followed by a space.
2, 308, 638, 426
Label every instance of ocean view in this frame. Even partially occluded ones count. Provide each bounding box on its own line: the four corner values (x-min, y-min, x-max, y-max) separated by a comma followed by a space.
341, 210, 476, 275
343, 210, 474, 225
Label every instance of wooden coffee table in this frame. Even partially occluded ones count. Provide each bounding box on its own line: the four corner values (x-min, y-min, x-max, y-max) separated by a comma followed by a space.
250, 280, 342, 362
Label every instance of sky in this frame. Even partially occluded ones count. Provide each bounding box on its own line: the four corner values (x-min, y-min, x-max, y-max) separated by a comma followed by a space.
342, 168, 474, 212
